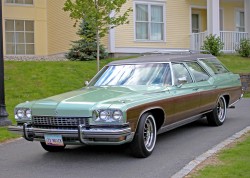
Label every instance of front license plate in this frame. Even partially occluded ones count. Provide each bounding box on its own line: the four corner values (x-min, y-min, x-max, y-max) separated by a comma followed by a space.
44, 134, 64, 146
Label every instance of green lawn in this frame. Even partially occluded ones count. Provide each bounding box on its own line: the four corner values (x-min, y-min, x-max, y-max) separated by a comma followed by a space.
0, 54, 249, 142
217, 55, 250, 74
189, 133, 250, 178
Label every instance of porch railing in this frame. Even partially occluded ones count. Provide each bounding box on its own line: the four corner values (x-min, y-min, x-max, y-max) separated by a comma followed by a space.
191, 31, 249, 52
190, 32, 208, 51
220, 31, 249, 52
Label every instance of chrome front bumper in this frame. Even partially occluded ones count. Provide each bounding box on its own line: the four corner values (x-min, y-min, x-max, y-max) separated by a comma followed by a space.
8, 123, 134, 145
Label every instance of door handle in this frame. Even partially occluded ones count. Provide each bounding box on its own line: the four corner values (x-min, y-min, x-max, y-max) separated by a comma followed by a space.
213, 85, 218, 89
193, 88, 199, 91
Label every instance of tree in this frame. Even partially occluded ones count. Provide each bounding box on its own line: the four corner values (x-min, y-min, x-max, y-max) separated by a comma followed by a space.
66, 21, 108, 61
64, 0, 132, 71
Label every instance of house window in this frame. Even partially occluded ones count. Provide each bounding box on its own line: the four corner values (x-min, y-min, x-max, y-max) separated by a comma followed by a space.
5, 20, 35, 55
135, 3, 164, 41
236, 10, 245, 32
5, 0, 33, 5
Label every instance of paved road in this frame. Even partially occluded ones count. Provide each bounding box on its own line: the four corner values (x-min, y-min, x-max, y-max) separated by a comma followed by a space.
1, 99, 249, 178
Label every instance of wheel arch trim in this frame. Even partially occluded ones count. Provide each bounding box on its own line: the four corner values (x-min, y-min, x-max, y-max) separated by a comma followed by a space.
134, 106, 166, 132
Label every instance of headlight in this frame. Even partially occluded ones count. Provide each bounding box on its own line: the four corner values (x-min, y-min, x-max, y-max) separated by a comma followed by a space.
17, 109, 25, 118
92, 109, 123, 124
15, 108, 32, 120
26, 109, 32, 119
113, 110, 123, 121
99, 110, 109, 121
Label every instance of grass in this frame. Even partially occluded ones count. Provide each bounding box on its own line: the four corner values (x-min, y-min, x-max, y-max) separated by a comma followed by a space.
189, 133, 250, 178
0, 54, 249, 142
217, 55, 250, 97
217, 55, 250, 74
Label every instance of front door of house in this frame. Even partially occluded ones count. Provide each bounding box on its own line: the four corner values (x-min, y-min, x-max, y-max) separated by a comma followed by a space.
192, 14, 200, 33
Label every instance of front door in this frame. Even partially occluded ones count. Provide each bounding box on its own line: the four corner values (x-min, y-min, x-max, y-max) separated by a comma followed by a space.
192, 14, 200, 33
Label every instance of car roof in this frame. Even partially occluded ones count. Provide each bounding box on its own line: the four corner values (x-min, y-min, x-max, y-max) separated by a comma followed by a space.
108, 53, 215, 65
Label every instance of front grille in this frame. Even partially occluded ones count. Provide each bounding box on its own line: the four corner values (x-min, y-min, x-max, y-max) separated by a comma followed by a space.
32, 116, 89, 127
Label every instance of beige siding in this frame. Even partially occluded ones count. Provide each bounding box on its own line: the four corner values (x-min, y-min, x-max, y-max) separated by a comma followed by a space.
100, 34, 109, 50
47, 0, 78, 55
166, 0, 190, 48
115, 0, 135, 48
190, 0, 206, 7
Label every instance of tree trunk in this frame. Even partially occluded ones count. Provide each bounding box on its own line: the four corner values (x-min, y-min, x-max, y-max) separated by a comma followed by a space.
96, 29, 100, 72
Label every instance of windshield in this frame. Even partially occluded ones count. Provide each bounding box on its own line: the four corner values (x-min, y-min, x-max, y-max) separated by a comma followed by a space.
89, 63, 171, 86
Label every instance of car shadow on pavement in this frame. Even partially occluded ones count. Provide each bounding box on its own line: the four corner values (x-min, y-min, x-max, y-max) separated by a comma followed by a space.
41, 143, 132, 160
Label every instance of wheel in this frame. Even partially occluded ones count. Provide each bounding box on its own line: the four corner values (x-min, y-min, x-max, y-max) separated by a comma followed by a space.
206, 96, 227, 126
130, 112, 157, 158
40, 142, 66, 152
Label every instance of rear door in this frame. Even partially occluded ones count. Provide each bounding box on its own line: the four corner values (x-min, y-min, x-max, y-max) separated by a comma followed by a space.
185, 61, 217, 112
167, 62, 201, 124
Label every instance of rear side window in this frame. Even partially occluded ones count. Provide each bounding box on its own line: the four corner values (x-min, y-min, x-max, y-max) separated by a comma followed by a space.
186, 62, 210, 82
199, 58, 229, 75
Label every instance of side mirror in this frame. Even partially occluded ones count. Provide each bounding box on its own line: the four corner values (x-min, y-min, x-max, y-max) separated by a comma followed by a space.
85, 81, 89, 86
177, 76, 187, 87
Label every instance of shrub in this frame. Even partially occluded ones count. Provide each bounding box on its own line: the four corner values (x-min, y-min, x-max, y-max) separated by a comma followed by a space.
66, 21, 108, 61
66, 40, 108, 61
201, 34, 224, 56
236, 39, 250, 57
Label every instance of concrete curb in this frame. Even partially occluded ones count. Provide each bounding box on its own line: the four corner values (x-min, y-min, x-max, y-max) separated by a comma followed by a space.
171, 126, 250, 178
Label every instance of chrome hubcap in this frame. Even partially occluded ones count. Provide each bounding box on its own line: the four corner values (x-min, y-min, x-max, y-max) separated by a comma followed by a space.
217, 98, 226, 122
143, 116, 156, 151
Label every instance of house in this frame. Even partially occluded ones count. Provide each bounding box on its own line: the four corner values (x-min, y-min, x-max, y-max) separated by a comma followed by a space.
109, 0, 250, 56
3, 0, 78, 59
2, 0, 250, 59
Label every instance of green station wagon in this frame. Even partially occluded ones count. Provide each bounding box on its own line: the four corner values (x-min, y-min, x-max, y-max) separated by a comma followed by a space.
9, 52, 243, 158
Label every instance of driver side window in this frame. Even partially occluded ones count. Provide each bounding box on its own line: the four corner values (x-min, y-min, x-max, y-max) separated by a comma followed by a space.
172, 63, 192, 85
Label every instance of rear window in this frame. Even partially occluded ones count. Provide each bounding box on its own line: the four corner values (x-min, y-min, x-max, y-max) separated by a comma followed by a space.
186, 62, 210, 82
199, 58, 229, 75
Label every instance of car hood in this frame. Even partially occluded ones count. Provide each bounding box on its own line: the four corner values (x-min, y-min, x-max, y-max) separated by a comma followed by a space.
18, 86, 168, 117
